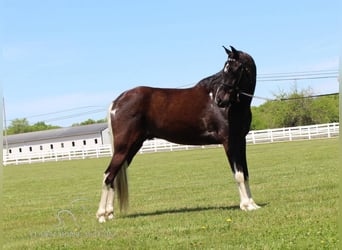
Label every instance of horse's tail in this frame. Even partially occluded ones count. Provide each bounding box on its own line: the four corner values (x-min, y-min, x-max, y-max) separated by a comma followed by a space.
108, 101, 129, 212
114, 161, 129, 211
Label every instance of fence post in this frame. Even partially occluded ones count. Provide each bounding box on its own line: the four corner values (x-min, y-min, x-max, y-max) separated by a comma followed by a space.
251, 131, 256, 144
308, 126, 311, 140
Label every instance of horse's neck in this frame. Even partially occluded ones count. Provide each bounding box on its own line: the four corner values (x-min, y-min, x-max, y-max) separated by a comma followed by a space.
196, 71, 222, 92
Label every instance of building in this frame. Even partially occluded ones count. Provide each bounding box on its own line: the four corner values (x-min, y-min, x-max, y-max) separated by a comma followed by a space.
3, 123, 110, 157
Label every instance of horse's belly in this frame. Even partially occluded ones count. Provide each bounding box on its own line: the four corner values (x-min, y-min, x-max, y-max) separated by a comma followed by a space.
150, 120, 223, 146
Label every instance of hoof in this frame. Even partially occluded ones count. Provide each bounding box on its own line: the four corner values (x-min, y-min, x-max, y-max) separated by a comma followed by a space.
240, 200, 261, 211
96, 210, 107, 223
98, 215, 106, 223
107, 213, 114, 220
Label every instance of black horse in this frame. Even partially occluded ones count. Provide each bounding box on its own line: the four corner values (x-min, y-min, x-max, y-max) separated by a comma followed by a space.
96, 46, 260, 223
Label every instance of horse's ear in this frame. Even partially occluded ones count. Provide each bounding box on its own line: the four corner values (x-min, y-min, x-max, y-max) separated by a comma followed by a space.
229, 46, 239, 60
223, 46, 231, 56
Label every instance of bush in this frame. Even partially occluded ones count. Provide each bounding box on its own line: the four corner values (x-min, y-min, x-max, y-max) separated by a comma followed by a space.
251, 86, 339, 130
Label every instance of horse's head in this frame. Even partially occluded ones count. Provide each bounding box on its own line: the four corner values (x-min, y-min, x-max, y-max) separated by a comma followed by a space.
215, 46, 256, 108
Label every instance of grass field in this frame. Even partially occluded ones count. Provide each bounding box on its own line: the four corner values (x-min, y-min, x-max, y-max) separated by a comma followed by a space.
3, 138, 338, 249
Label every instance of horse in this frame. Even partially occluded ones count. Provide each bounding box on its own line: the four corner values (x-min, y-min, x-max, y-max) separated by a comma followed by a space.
96, 46, 260, 223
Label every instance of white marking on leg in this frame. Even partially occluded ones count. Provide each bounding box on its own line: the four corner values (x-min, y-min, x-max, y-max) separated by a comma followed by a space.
234, 164, 260, 211
106, 187, 115, 220
96, 173, 110, 223
245, 181, 261, 210
235, 171, 250, 210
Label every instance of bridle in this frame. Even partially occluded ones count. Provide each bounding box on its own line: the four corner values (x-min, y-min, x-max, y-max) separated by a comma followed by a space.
220, 61, 252, 102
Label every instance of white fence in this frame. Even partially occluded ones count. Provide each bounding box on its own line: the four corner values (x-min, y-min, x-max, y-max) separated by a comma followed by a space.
3, 123, 339, 166
3, 145, 113, 166
246, 122, 339, 144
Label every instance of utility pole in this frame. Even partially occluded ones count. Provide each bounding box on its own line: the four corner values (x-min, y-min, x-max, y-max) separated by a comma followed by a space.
3, 97, 9, 155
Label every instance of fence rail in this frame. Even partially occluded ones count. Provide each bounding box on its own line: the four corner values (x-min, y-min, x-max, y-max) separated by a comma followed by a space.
246, 122, 339, 144
3, 123, 339, 166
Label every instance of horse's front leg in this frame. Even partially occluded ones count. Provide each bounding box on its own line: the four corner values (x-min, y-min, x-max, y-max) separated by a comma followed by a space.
225, 139, 260, 211
233, 162, 260, 211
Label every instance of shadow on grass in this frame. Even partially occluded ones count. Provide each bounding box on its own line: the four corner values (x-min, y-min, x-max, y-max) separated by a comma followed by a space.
125, 203, 268, 218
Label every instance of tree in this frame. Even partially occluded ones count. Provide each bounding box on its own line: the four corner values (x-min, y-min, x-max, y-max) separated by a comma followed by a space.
6, 118, 30, 134
30, 121, 60, 132
275, 86, 315, 127
311, 95, 339, 124
5, 119, 60, 135
251, 86, 339, 130
96, 118, 107, 124
72, 118, 107, 127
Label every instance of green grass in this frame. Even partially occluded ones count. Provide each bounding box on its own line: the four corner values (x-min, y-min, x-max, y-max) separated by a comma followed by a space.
3, 139, 338, 249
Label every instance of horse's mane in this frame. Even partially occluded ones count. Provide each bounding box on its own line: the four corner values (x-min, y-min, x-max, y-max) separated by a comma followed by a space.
196, 71, 223, 92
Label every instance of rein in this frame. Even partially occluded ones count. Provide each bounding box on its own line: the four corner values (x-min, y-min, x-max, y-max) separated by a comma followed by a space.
222, 65, 274, 102
217, 60, 267, 104
239, 91, 273, 101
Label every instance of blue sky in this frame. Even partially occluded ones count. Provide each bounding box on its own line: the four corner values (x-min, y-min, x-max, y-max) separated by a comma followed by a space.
2, 1, 340, 127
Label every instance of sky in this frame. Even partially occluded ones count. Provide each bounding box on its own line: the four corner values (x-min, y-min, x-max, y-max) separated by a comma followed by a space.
2, 1, 340, 127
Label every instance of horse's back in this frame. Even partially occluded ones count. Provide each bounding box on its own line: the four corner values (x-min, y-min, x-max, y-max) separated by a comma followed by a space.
113, 85, 208, 114
110, 85, 224, 144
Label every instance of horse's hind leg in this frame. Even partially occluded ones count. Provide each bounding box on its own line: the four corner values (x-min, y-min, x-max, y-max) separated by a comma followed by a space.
96, 152, 127, 223
96, 98, 147, 222
96, 172, 113, 223
96, 133, 145, 222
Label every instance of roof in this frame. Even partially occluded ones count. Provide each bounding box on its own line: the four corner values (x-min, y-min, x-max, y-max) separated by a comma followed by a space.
3, 123, 108, 145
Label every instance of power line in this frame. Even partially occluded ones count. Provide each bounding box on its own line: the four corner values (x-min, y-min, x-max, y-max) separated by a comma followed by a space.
258, 69, 337, 76
43, 109, 105, 123
24, 106, 106, 119
248, 92, 339, 102
178, 69, 338, 87
257, 69, 338, 82
6, 69, 339, 125
278, 92, 339, 101
7, 106, 107, 123
258, 75, 338, 82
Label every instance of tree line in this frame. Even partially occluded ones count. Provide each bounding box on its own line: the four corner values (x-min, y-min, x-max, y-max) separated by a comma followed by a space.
251, 87, 338, 130
4, 118, 106, 135
4, 87, 339, 135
